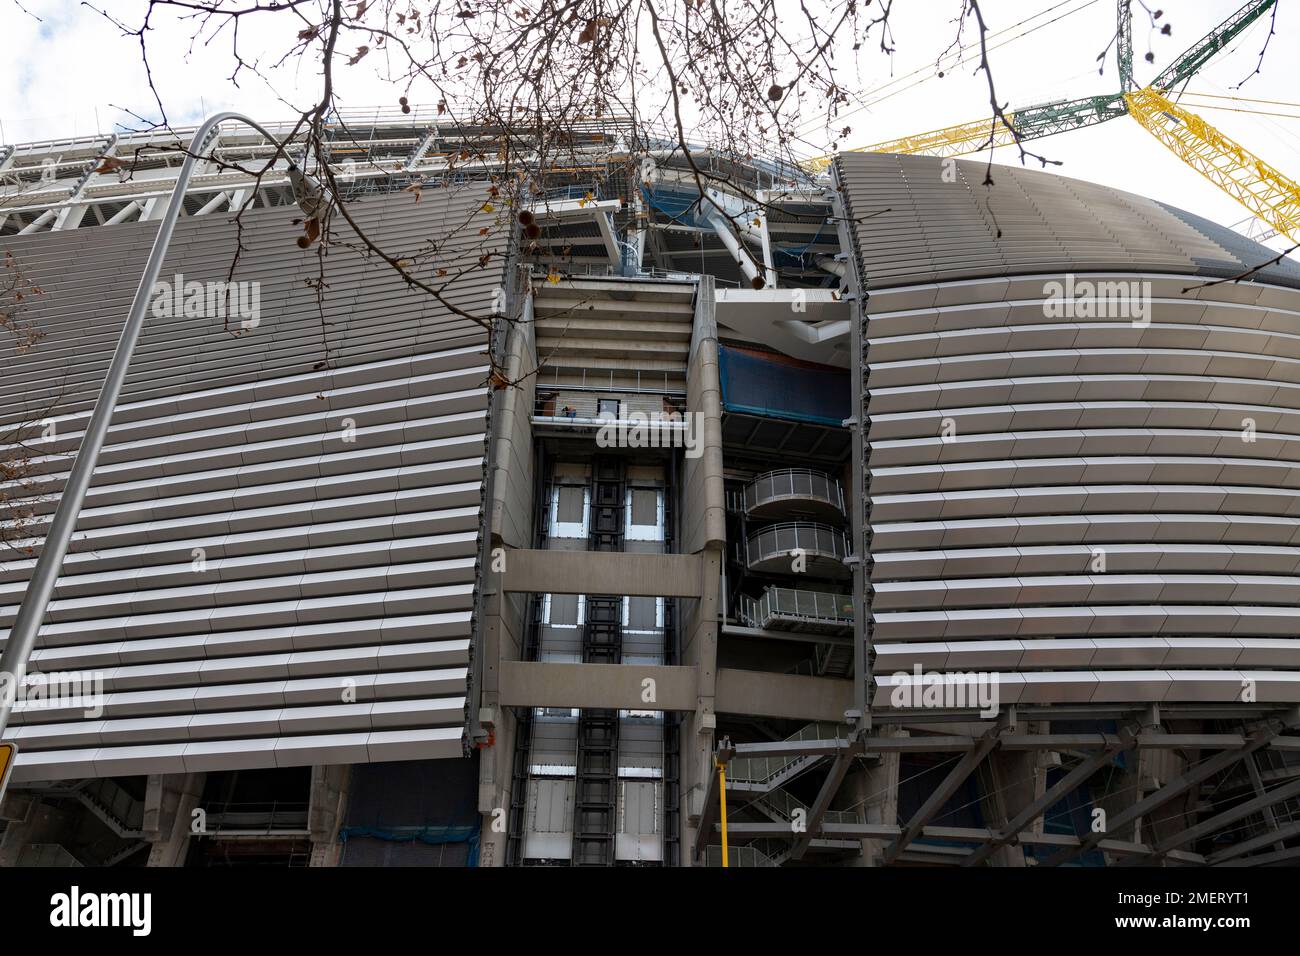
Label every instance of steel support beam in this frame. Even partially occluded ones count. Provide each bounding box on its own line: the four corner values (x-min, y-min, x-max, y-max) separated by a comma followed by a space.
707, 214, 764, 288
883, 719, 1007, 865
16, 209, 55, 234
1222, 845, 1300, 867
1207, 820, 1300, 866
1044, 710, 1299, 866
193, 191, 231, 216
715, 822, 1204, 863
53, 134, 118, 231
104, 201, 143, 225
1141, 774, 1300, 863
964, 729, 1137, 867
718, 730, 1235, 761
1244, 752, 1286, 853
788, 753, 852, 861
729, 737, 865, 761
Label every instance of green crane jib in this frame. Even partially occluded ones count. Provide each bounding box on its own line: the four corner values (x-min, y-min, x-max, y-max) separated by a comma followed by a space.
1007, 0, 1276, 143
1118, 0, 1135, 91
1152, 0, 1277, 91
848, 0, 1277, 161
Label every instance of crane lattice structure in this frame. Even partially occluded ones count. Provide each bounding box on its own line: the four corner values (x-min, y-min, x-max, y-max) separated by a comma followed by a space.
1126, 86, 1300, 241
816, 0, 1300, 243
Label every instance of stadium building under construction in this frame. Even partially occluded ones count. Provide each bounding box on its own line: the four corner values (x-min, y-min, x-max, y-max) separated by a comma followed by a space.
2, 109, 1300, 868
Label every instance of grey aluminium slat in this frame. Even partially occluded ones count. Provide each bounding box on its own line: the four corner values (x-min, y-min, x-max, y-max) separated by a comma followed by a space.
1, 186, 504, 780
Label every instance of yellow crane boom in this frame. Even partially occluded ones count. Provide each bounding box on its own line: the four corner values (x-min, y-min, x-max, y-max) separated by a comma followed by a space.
861, 116, 1023, 159
807, 1, 1300, 247
1124, 87, 1300, 243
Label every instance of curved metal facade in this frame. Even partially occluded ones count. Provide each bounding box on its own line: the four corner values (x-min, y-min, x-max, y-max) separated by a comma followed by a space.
836, 152, 1300, 710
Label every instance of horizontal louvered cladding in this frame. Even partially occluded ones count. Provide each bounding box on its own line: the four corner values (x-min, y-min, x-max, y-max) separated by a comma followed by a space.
835, 152, 1300, 292
532, 278, 695, 378
838, 152, 1300, 708
0, 186, 505, 781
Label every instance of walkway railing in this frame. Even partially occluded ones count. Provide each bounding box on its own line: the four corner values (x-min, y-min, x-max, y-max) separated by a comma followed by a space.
745, 522, 848, 570
739, 587, 854, 631
727, 721, 853, 786
743, 468, 844, 516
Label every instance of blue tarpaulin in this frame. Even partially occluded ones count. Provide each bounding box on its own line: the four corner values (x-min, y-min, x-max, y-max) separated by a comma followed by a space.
718, 345, 849, 426
339, 824, 480, 866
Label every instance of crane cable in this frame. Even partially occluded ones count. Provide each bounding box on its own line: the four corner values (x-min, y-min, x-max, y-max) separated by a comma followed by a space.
796, 0, 1103, 138
796, 0, 1101, 137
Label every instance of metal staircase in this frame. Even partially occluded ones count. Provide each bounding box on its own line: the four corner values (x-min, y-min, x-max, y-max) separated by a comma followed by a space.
704, 842, 777, 867
726, 721, 852, 794
746, 783, 860, 846
815, 641, 854, 677
73, 778, 145, 839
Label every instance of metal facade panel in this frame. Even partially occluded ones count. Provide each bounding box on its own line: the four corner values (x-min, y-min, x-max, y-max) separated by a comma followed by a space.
0, 188, 503, 780
836, 152, 1300, 292
839, 152, 1300, 706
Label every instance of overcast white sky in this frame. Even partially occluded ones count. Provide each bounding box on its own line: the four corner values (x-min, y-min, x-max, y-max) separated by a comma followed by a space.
1, 0, 1297, 250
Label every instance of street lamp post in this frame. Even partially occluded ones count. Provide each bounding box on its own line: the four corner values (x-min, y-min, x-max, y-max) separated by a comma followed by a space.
0, 112, 299, 736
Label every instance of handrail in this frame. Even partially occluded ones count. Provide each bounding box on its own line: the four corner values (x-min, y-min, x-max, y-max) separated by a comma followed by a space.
744, 522, 849, 568
740, 587, 854, 630
743, 468, 845, 515
727, 720, 853, 785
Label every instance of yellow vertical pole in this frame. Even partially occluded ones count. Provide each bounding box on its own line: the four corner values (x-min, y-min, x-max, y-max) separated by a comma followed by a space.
717, 760, 729, 867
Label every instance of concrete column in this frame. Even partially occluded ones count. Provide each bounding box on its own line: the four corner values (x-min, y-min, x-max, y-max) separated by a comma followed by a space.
848, 728, 905, 866
1130, 727, 1192, 857
144, 772, 206, 867
679, 544, 722, 866
681, 278, 723, 866
477, 703, 517, 868
680, 708, 716, 866
307, 765, 350, 867
977, 752, 1035, 867
476, 582, 510, 860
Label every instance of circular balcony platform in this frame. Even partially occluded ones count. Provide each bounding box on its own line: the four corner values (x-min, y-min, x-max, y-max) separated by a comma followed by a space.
745, 522, 851, 579
743, 469, 845, 522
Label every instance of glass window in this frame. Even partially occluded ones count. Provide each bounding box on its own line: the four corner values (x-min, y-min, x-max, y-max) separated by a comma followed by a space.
625, 487, 664, 541
542, 593, 584, 628
623, 596, 664, 633
549, 484, 589, 538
